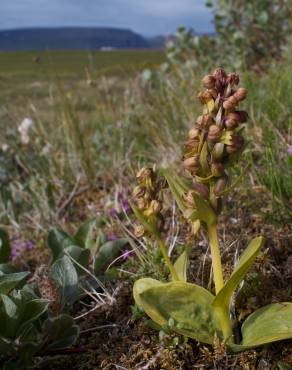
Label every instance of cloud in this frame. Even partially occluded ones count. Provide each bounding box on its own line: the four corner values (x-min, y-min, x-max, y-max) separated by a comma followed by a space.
0, 0, 213, 35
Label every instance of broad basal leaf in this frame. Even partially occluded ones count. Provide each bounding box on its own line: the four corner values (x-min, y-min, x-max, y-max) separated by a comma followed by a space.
74, 218, 96, 249
94, 238, 128, 273
241, 302, 292, 347
134, 279, 222, 344
44, 314, 79, 350
48, 228, 75, 261
50, 255, 79, 305
0, 271, 30, 295
65, 245, 90, 275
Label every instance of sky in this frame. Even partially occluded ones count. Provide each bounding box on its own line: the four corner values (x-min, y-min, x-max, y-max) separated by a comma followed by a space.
0, 0, 214, 36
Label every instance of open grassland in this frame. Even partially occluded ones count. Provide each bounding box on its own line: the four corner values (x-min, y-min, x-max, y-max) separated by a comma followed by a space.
0, 49, 165, 76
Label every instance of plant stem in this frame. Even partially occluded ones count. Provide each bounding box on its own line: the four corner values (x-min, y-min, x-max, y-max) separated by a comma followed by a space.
207, 223, 224, 294
157, 237, 179, 281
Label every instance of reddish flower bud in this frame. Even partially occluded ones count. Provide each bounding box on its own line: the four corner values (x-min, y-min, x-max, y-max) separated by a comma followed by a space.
183, 155, 200, 171
207, 125, 222, 141
226, 73, 240, 86
193, 182, 209, 199
223, 95, 238, 110
202, 75, 216, 89
188, 127, 200, 140
234, 87, 248, 102
214, 177, 228, 197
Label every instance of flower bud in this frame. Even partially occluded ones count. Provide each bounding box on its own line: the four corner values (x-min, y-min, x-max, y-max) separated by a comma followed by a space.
149, 200, 162, 215
214, 177, 228, 197
207, 125, 222, 141
132, 185, 145, 198
134, 225, 145, 238
183, 155, 200, 171
234, 87, 248, 102
197, 90, 214, 104
136, 167, 152, 182
226, 73, 240, 86
236, 110, 248, 123
211, 162, 224, 177
223, 95, 238, 110
213, 68, 227, 91
188, 127, 200, 140
202, 75, 216, 89
184, 191, 196, 208
212, 142, 225, 161
225, 112, 240, 129
193, 182, 209, 199
226, 134, 244, 154
185, 138, 200, 151
137, 198, 148, 210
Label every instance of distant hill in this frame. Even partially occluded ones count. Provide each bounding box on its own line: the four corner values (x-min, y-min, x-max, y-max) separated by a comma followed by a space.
0, 27, 150, 51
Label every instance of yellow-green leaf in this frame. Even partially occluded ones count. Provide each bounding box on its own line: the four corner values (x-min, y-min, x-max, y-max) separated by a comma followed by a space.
213, 236, 264, 314
241, 302, 292, 347
173, 249, 190, 282
134, 280, 222, 344
133, 278, 163, 308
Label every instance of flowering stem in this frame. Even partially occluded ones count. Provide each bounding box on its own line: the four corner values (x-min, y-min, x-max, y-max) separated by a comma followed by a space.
207, 223, 224, 294
157, 237, 179, 281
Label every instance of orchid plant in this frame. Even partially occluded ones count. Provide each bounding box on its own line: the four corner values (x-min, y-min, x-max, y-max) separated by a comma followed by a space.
131, 69, 292, 352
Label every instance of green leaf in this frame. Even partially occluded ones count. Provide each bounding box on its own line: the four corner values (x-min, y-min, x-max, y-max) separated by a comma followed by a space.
213, 236, 264, 314
74, 218, 96, 249
161, 169, 189, 214
50, 255, 79, 305
94, 238, 128, 273
134, 279, 222, 344
65, 245, 90, 274
240, 303, 292, 347
0, 229, 10, 263
16, 299, 49, 337
173, 249, 190, 282
48, 228, 75, 261
199, 142, 210, 175
1, 294, 17, 318
0, 272, 30, 295
44, 314, 79, 350
133, 277, 163, 308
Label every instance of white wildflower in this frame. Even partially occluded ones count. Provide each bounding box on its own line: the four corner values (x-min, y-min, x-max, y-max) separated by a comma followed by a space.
18, 118, 34, 144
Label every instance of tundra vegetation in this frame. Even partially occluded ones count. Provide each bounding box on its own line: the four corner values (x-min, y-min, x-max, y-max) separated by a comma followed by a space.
0, 1, 291, 369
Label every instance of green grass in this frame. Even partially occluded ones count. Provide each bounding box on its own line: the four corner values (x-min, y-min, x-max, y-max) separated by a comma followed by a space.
0, 50, 165, 76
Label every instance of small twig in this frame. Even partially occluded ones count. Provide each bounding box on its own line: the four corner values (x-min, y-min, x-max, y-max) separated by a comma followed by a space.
80, 324, 119, 334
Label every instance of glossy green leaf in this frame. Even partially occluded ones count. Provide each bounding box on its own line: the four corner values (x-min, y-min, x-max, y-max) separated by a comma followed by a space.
134, 279, 222, 344
0, 272, 30, 295
94, 238, 128, 273
16, 298, 49, 337
1, 294, 17, 318
213, 236, 264, 314
65, 245, 90, 275
50, 255, 79, 305
74, 218, 96, 249
48, 228, 75, 261
173, 249, 189, 282
0, 229, 10, 263
241, 303, 292, 347
44, 314, 79, 350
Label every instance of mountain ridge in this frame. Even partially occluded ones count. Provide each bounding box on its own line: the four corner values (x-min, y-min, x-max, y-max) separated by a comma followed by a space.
0, 27, 155, 51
